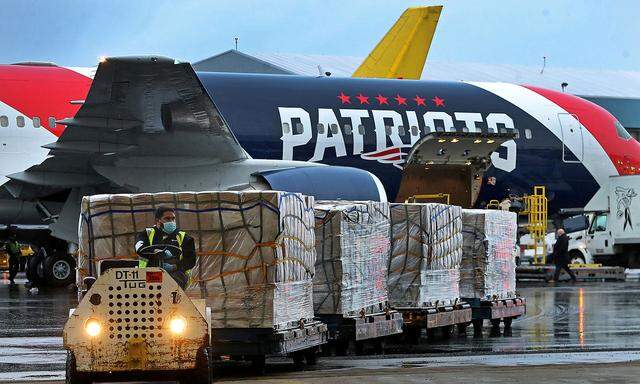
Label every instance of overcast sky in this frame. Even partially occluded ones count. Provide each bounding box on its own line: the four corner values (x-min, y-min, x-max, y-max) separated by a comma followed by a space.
1, 0, 637, 70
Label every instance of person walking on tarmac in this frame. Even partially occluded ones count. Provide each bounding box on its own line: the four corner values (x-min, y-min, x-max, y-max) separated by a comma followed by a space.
552, 228, 577, 283
5, 234, 21, 286
134, 206, 196, 289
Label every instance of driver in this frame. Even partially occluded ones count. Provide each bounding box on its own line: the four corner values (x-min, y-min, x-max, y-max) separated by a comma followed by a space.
135, 206, 196, 288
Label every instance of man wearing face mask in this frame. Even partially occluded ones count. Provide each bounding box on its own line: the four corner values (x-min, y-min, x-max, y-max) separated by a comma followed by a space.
135, 206, 196, 288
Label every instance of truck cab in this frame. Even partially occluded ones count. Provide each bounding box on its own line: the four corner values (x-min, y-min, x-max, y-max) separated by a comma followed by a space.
583, 175, 640, 267
586, 212, 615, 258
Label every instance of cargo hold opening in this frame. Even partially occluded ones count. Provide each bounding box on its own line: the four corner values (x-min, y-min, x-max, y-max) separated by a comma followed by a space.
397, 132, 514, 207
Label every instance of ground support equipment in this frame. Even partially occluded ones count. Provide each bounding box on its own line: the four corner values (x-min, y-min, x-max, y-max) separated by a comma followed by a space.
396, 301, 472, 340
516, 265, 626, 282
210, 320, 328, 371
318, 310, 403, 355
463, 296, 526, 335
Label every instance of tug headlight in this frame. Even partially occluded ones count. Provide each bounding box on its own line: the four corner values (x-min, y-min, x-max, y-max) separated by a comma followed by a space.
169, 315, 187, 335
85, 318, 101, 337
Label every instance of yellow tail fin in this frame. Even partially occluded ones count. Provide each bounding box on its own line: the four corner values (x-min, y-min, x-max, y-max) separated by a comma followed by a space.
352, 6, 442, 80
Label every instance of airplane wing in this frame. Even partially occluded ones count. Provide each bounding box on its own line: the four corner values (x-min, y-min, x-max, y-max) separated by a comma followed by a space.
352, 6, 442, 80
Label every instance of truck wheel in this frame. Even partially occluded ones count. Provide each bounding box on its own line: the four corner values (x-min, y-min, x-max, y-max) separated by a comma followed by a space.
44, 255, 75, 287
569, 251, 585, 265
187, 347, 212, 384
66, 352, 91, 384
249, 355, 266, 374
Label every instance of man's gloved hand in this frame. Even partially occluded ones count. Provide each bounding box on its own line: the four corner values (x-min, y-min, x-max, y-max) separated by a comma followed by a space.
162, 262, 176, 272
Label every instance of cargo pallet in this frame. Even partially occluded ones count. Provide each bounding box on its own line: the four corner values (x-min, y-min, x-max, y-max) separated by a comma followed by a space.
395, 301, 472, 339
462, 297, 526, 334
318, 310, 403, 355
211, 320, 328, 371
516, 265, 626, 282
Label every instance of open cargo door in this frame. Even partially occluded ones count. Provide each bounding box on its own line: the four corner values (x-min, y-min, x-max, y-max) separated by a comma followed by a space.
397, 132, 514, 207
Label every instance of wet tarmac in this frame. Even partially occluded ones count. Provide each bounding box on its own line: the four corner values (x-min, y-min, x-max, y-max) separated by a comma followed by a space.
1, 271, 639, 382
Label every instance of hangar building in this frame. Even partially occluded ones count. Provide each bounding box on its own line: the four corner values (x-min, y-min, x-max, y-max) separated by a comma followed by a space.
194, 50, 640, 140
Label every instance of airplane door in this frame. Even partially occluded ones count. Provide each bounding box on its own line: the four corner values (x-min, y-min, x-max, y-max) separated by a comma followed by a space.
558, 113, 583, 163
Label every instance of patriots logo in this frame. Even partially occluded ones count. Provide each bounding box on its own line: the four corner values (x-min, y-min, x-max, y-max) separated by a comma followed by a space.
360, 145, 412, 169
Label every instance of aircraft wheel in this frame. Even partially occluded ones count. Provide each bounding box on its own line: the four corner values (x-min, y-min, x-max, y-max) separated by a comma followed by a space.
44, 254, 75, 287
26, 254, 44, 284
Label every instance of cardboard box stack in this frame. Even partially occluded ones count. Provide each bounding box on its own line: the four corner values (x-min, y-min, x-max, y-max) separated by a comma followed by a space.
388, 203, 463, 308
78, 191, 316, 329
460, 209, 518, 300
313, 201, 390, 316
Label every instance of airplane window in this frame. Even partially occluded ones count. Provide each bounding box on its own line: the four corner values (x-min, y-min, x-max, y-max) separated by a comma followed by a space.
525, 129, 532, 139
398, 125, 406, 136
385, 126, 392, 135
0, 116, 7, 127
281, 122, 290, 134
317, 123, 325, 134
411, 126, 418, 136
358, 124, 365, 135
615, 120, 632, 141
33, 117, 41, 128
330, 124, 339, 134
462, 126, 469, 133
49, 117, 56, 129
16, 116, 25, 128
514, 129, 520, 139
295, 123, 303, 134
344, 124, 352, 135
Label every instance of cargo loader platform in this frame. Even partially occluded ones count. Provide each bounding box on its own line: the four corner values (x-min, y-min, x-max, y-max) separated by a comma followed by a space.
395, 301, 472, 338
516, 265, 626, 282
211, 320, 328, 370
462, 297, 526, 334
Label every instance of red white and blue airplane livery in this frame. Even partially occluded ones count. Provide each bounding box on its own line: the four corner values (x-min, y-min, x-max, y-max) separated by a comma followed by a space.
0, 59, 639, 236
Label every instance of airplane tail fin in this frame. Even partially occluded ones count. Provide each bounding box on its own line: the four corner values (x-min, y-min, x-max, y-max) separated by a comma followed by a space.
352, 5, 442, 80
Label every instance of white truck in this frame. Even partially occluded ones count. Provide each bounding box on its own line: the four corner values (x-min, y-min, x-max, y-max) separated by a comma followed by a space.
580, 175, 640, 267
519, 174, 640, 267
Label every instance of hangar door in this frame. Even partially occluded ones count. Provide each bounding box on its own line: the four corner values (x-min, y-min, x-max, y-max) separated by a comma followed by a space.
558, 113, 584, 163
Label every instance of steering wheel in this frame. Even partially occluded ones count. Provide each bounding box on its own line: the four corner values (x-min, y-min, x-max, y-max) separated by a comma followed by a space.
137, 244, 182, 259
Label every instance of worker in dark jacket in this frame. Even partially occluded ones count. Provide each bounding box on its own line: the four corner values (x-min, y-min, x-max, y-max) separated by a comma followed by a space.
134, 206, 196, 288
552, 228, 577, 282
5, 234, 21, 286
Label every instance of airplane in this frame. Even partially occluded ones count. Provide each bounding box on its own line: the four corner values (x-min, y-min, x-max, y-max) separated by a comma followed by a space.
2, 60, 638, 222
1, 6, 639, 286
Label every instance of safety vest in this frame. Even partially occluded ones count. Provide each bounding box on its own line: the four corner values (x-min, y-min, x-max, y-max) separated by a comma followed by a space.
7, 241, 20, 257
138, 228, 186, 268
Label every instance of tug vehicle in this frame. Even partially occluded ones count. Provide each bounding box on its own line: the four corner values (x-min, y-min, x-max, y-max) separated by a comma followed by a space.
63, 244, 212, 384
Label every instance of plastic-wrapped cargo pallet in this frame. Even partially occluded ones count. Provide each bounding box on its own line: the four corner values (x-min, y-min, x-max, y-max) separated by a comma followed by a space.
78, 191, 316, 329
460, 209, 517, 300
313, 201, 390, 316
388, 203, 463, 307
